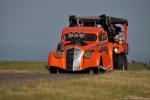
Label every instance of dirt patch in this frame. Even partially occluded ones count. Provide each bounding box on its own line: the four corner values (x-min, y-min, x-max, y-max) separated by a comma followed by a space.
0, 73, 87, 85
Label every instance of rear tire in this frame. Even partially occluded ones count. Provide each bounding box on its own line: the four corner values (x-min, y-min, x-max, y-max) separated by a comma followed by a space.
116, 55, 128, 70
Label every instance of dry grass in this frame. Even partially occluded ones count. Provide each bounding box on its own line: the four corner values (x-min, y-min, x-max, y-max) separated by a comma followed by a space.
0, 61, 48, 74
0, 61, 150, 100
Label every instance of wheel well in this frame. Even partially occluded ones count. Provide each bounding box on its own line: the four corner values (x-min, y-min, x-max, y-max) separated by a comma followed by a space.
100, 56, 103, 66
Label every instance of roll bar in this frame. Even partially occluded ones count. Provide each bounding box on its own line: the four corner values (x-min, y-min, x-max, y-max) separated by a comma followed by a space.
69, 14, 128, 27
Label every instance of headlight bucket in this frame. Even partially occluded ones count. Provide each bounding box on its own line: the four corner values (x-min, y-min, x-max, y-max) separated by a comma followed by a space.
119, 40, 123, 44
84, 51, 92, 58
54, 51, 63, 59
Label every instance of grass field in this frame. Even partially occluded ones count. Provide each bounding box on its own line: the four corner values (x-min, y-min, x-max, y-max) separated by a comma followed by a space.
0, 61, 48, 74
0, 61, 150, 100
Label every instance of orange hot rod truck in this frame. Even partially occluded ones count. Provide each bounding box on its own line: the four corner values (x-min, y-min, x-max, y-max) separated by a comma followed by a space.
48, 15, 128, 74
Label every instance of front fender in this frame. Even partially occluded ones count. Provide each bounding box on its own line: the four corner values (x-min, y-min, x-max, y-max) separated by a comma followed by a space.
48, 52, 66, 70
82, 52, 100, 70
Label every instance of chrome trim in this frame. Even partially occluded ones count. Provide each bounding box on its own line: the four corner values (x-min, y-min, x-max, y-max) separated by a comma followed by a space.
73, 48, 84, 71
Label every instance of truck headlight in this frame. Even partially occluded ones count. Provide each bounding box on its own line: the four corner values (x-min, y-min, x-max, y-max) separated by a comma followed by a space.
54, 51, 63, 58
114, 48, 118, 53
119, 40, 123, 44
118, 37, 123, 45
84, 51, 92, 58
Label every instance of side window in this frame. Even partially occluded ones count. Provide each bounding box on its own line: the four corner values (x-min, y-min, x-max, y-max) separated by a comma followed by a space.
99, 33, 107, 41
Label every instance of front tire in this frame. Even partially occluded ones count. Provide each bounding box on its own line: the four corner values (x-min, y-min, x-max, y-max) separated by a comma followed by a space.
50, 66, 57, 73
89, 67, 99, 74
93, 67, 99, 74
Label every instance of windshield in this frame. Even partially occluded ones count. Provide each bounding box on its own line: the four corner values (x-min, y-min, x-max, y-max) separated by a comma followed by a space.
64, 32, 97, 41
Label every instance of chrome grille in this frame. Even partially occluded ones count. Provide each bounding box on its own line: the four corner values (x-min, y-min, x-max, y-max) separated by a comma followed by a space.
66, 48, 83, 71
66, 48, 74, 70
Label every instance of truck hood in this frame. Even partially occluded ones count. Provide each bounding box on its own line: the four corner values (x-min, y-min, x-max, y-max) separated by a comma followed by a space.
64, 43, 97, 51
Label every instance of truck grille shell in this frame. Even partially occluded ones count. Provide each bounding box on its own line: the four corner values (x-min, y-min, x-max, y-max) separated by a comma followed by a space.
66, 48, 83, 71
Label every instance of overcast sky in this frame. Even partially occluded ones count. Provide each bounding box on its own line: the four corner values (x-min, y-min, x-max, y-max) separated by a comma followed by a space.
0, 0, 150, 61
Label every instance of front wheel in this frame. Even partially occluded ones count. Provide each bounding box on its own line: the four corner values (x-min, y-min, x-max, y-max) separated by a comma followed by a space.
49, 66, 57, 73
88, 67, 99, 74
116, 55, 128, 70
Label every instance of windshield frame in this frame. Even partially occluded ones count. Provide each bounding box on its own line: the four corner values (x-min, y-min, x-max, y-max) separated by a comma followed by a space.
63, 32, 97, 42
